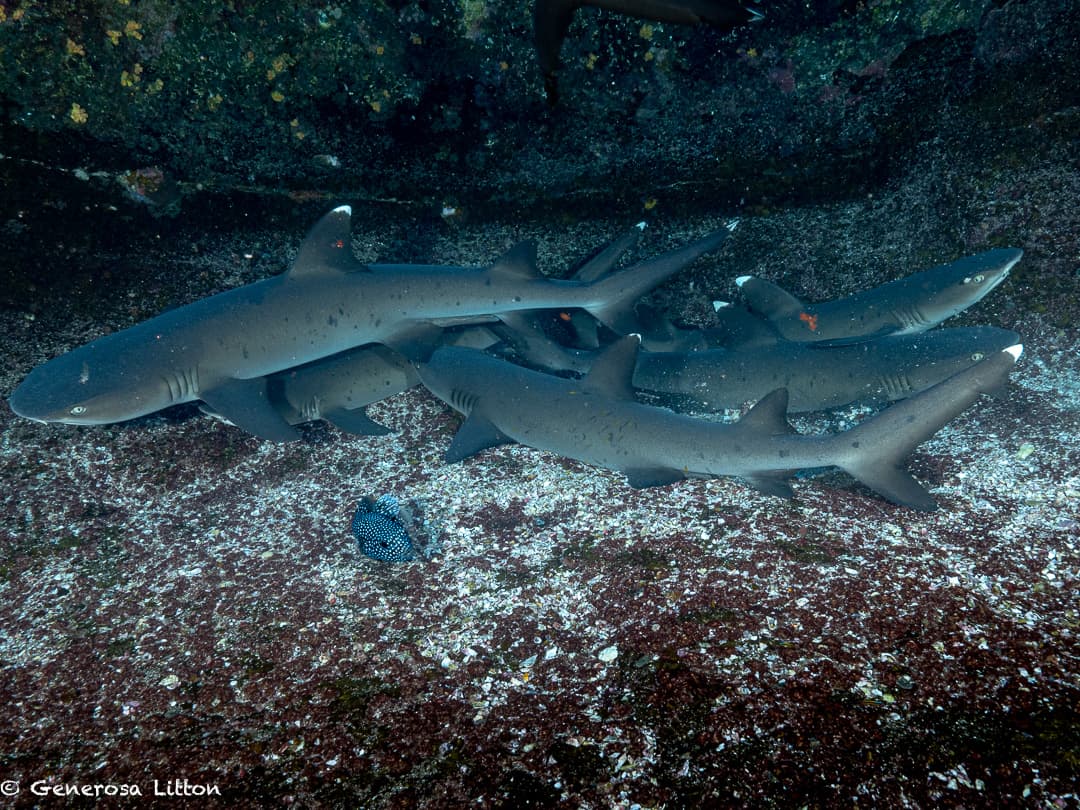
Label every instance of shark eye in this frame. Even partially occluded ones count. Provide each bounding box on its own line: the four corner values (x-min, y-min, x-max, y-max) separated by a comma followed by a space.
971, 352, 984, 361
70, 405, 87, 415
963, 274, 986, 285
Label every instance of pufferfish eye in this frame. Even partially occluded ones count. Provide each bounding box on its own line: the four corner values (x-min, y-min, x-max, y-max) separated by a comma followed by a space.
70, 405, 86, 415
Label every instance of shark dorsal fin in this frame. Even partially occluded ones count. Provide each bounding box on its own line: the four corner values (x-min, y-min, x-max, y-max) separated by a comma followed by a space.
489, 241, 540, 280
289, 205, 366, 277
582, 334, 639, 399
738, 388, 795, 436
736, 276, 805, 320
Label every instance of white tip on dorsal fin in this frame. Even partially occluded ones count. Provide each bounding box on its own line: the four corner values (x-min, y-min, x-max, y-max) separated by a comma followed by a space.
735, 275, 753, 287
713, 300, 731, 311
289, 205, 361, 277
1004, 344, 1023, 360
635, 221, 647, 231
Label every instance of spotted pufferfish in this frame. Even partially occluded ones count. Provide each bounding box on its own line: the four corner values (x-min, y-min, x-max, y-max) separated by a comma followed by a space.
352, 494, 415, 562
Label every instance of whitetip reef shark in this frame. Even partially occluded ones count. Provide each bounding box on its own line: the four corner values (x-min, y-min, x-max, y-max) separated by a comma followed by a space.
735, 248, 1022, 344
199, 326, 500, 436
418, 336, 1022, 511
9, 206, 727, 441
495, 315, 1021, 412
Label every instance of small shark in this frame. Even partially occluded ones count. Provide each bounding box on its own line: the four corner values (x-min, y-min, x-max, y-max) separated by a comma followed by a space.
418, 336, 1021, 511
199, 343, 415, 437
495, 314, 1020, 412
201, 326, 499, 436
9, 207, 727, 441
735, 248, 1022, 344
535, 0, 764, 102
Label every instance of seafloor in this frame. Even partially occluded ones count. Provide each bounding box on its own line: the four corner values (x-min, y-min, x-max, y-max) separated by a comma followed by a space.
1, 174, 1078, 807
1, 0, 1078, 804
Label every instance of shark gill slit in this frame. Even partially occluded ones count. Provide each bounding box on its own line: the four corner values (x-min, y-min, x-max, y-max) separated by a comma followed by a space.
894, 304, 931, 330
164, 368, 200, 402
880, 372, 913, 399
301, 396, 322, 421
450, 388, 478, 414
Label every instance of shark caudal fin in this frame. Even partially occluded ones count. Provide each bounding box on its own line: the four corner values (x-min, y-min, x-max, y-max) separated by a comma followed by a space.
584, 228, 729, 335
834, 345, 1021, 511
571, 223, 646, 283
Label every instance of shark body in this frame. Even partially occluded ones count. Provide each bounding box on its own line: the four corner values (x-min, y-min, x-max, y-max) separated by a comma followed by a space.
9, 207, 726, 441
497, 317, 1019, 412
418, 337, 1021, 511
202, 326, 499, 436
634, 326, 1020, 411
736, 248, 1022, 344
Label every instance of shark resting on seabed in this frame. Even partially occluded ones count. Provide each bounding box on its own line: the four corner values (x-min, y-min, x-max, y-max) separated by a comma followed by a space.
8, 207, 727, 441
418, 335, 1022, 512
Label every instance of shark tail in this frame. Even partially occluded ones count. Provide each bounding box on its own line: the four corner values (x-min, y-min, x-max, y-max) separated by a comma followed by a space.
832, 345, 1021, 511
582, 228, 729, 335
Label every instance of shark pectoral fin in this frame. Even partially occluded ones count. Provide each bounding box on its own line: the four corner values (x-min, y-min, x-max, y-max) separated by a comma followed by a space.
568, 311, 601, 348
445, 413, 513, 463
744, 473, 795, 499
429, 315, 500, 328
842, 462, 938, 512
624, 467, 686, 488
382, 323, 447, 363
200, 378, 300, 442
323, 407, 392, 436
445, 325, 503, 350
493, 312, 587, 373
582, 335, 640, 399
197, 403, 233, 425
736, 277, 804, 321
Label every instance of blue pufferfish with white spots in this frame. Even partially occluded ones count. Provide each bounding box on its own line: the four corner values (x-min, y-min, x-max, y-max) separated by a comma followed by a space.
352, 494, 415, 562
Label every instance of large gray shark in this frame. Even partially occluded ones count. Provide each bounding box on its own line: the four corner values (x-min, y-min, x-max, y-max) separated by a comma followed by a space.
9, 207, 727, 441
495, 314, 1020, 412
417, 337, 1021, 511
735, 248, 1022, 344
